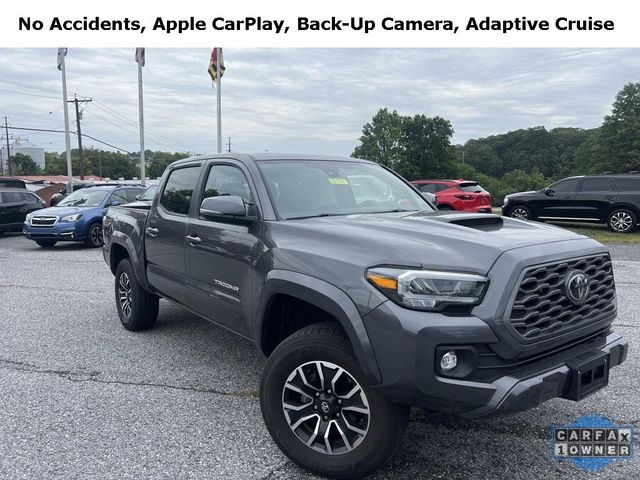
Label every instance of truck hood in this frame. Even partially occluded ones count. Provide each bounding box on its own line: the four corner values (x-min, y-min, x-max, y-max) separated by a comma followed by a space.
270, 211, 599, 275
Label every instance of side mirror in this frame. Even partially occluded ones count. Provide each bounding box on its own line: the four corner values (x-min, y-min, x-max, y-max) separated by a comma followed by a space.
200, 195, 252, 222
110, 200, 121, 206
421, 192, 437, 204
135, 195, 141, 200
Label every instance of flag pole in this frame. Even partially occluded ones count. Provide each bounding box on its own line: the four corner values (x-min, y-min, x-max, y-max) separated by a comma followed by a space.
60, 51, 73, 192
216, 47, 222, 153
137, 52, 145, 186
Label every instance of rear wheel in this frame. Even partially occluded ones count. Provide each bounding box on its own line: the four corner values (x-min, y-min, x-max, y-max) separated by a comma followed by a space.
35, 240, 57, 248
508, 205, 532, 220
114, 259, 159, 331
607, 208, 637, 233
85, 222, 104, 248
260, 322, 409, 479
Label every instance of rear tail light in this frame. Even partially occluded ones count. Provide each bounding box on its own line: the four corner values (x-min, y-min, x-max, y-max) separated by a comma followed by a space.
455, 194, 476, 200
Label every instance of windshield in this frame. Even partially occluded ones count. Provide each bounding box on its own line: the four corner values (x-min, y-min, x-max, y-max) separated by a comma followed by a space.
258, 160, 433, 220
58, 189, 108, 207
140, 185, 158, 201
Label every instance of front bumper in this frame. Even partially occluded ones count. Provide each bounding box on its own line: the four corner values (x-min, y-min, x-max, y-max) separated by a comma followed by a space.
364, 300, 627, 419
23, 222, 84, 242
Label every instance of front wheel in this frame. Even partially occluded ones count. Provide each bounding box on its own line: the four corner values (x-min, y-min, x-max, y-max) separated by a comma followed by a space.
507, 205, 532, 220
260, 322, 409, 479
85, 222, 104, 248
607, 208, 637, 233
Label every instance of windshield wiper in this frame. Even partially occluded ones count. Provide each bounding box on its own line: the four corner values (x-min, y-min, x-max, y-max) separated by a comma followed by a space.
286, 213, 333, 220
367, 208, 419, 214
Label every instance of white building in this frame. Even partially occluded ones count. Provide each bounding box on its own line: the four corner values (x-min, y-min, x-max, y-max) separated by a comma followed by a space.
0, 138, 46, 170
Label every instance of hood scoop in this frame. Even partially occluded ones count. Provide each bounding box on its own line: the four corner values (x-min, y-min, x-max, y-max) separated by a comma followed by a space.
427, 213, 504, 231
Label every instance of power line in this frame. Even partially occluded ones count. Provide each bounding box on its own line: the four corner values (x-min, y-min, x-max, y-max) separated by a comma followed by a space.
6, 126, 133, 153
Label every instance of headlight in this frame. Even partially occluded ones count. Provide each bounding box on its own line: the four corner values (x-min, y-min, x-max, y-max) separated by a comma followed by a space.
503, 195, 512, 204
25, 213, 32, 222
61, 213, 83, 222
366, 267, 489, 311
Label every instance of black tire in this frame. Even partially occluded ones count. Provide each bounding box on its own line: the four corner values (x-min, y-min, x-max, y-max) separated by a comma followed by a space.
507, 204, 532, 221
607, 208, 637, 233
114, 258, 159, 331
85, 222, 104, 248
260, 322, 409, 479
35, 240, 57, 248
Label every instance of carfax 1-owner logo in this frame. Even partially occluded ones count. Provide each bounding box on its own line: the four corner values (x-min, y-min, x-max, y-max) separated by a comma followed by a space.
552, 415, 634, 471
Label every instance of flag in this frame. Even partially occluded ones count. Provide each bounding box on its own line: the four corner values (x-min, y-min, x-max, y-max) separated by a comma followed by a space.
208, 48, 225, 82
135, 48, 145, 67
57, 48, 67, 71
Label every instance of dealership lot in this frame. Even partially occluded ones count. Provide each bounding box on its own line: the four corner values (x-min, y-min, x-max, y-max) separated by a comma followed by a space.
0, 233, 638, 479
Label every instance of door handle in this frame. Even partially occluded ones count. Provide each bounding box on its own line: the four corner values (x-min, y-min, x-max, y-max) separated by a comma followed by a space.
186, 234, 202, 246
146, 226, 159, 237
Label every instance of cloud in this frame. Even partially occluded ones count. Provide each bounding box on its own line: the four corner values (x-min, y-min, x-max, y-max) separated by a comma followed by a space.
0, 48, 638, 156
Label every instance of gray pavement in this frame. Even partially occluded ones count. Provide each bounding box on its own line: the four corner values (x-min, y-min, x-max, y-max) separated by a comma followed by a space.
0, 233, 638, 479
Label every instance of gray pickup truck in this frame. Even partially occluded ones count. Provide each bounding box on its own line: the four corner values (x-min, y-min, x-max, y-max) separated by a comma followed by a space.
103, 153, 627, 479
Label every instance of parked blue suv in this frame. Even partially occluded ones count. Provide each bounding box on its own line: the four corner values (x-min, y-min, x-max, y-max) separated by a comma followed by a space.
23, 185, 145, 248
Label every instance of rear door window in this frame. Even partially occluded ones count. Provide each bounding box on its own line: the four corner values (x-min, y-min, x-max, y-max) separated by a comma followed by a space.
614, 178, 640, 191
160, 167, 201, 215
580, 178, 614, 192
418, 184, 438, 193
2, 192, 22, 203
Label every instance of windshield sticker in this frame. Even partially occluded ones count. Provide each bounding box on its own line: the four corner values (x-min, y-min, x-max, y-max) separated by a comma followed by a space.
329, 178, 349, 185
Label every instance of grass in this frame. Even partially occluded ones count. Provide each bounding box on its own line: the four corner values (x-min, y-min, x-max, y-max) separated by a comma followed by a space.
490, 208, 640, 244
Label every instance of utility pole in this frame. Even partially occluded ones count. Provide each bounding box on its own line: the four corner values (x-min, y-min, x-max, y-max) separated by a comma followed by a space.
69, 95, 92, 180
3, 117, 11, 176
227, 137, 231, 153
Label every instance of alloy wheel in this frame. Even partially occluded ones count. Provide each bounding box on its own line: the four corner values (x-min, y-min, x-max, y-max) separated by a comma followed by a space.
610, 211, 633, 232
282, 360, 370, 455
511, 207, 529, 220
118, 272, 133, 318
90, 224, 103, 246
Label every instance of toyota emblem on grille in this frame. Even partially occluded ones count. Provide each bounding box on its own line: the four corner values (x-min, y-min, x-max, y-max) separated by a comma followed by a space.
565, 271, 590, 304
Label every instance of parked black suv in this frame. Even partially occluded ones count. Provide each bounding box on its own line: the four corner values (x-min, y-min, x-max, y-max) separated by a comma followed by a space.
503, 174, 640, 233
0, 188, 45, 234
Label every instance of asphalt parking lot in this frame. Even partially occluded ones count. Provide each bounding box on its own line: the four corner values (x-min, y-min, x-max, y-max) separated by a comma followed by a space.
0, 234, 638, 479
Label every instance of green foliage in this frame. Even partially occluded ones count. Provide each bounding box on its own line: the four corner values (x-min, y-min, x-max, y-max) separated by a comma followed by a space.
461, 126, 591, 178
352, 108, 404, 169
352, 109, 457, 179
43, 148, 190, 180
355, 81, 640, 206
598, 82, 640, 173
147, 151, 191, 179
9, 153, 40, 175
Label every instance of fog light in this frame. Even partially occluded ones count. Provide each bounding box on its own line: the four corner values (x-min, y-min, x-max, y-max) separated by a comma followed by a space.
440, 351, 458, 372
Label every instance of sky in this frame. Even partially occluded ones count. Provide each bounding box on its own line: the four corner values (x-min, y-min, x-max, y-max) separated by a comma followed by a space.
0, 48, 638, 156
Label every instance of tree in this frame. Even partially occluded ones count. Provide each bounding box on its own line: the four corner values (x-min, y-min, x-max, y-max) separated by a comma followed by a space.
9, 153, 39, 175
599, 81, 640, 172
147, 151, 190, 178
352, 108, 404, 169
398, 115, 456, 179
352, 110, 456, 179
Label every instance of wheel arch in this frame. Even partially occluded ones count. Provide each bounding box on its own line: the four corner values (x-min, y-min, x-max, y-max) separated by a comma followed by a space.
108, 233, 152, 291
607, 202, 640, 219
255, 270, 382, 384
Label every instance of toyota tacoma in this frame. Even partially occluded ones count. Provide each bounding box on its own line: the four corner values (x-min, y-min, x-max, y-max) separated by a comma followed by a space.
102, 154, 627, 479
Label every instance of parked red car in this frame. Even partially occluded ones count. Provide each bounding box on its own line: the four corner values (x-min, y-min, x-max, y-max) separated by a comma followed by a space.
411, 179, 492, 213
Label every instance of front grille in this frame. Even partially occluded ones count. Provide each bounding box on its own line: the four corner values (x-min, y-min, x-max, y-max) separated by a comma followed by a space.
30, 216, 58, 226
508, 254, 615, 341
